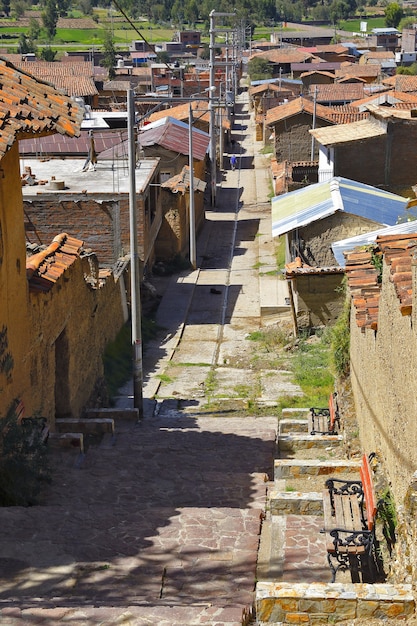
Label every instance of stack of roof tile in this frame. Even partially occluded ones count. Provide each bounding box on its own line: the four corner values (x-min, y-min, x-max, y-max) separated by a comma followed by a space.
345, 249, 381, 331
346, 233, 417, 330
377, 233, 417, 316
26, 234, 84, 293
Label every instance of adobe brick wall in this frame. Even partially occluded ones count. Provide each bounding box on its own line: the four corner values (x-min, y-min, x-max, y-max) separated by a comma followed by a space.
335, 136, 386, 187
28, 253, 126, 425
274, 113, 332, 162
296, 212, 382, 267
24, 195, 150, 269
334, 118, 417, 189
350, 259, 417, 582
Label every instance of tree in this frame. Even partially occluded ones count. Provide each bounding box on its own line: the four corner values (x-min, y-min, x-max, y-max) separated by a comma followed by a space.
156, 50, 170, 64
42, 0, 58, 40
56, 0, 70, 17
102, 29, 116, 80
0, 0, 10, 17
248, 56, 272, 81
28, 17, 41, 42
384, 2, 403, 28
40, 46, 56, 61
184, 0, 199, 25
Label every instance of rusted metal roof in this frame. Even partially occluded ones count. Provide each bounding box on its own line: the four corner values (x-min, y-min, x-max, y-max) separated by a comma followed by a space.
26, 233, 84, 293
138, 116, 210, 161
161, 165, 206, 194
310, 118, 386, 146
19, 129, 126, 156
0, 57, 82, 158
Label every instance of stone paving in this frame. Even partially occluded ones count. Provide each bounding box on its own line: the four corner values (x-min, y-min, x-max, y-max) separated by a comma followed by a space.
0, 91, 283, 625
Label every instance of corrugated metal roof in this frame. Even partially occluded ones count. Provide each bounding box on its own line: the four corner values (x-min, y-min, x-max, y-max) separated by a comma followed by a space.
271, 177, 409, 240
19, 129, 126, 156
310, 118, 386, 146
332, 220, 417, 266
138, 116, 209, 161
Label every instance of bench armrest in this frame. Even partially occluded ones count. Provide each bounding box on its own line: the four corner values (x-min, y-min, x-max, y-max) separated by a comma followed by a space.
310, 407, 331, 417
325, 478, 364, 497
327, 527, 374, 554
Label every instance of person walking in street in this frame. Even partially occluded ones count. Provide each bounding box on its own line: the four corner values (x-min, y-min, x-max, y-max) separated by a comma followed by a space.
230, 154, 237, 171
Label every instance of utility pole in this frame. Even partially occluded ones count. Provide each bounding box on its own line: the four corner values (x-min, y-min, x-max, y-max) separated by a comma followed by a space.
209, 10, 236, 207
209, 10, 217, 207
189, 102, 196, 269
127, 86, 144, 417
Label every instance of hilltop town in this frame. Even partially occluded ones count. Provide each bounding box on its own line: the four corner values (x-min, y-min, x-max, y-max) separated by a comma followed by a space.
3, 9, 417, 624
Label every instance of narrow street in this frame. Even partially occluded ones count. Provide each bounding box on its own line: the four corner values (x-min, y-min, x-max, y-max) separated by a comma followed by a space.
0, 90, 295, 625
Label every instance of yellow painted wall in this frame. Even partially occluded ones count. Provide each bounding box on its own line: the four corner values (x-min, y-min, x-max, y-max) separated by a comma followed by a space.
0, 143, 31, 417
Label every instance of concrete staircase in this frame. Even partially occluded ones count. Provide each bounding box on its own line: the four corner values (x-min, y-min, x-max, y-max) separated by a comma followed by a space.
49, 408, 139, 454
255, 407, 415, 624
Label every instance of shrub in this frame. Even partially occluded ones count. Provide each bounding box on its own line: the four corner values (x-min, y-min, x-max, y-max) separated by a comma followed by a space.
0, 402, 51, 506
329, 289, 351, 379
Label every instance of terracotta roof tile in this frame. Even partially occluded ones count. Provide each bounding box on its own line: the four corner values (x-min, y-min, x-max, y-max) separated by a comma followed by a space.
250, 49, 314, 64
265, 96, 368, 126
26, 233, 84, 293
346, 234, 417, 329
383, 75, 417, 92
308, 83, 365, 102
161, 165, 206, 194
12, 60, 98, 96
0, 57, 82, 157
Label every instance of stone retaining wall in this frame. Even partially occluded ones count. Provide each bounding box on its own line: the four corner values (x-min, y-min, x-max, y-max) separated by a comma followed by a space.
256, 582, 415, 624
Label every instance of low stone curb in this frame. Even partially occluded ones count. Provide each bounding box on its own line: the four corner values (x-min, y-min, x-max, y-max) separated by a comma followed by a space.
256, 582, 415, 624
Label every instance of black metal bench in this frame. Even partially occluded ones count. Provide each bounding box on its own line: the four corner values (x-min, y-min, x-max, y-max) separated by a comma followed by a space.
309, 392, 340, 435
322, 453, 378, 582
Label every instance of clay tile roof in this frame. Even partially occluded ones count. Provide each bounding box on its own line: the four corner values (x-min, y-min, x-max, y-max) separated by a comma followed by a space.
308, 83, 365, 102
383, 75, 417, 92
265, 96, 368, 126
336, 64, 381, 78
148, 100, 210, 125
345, 233, 417, 329
12, 60, 99, 97
0, 57, 82, 158
26, 233, 84, 293
250, 48, 313, 64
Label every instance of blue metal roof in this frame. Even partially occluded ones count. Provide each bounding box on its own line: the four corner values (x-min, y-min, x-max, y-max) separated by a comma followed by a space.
332, 221, 417, 266
271, 177, 409, 239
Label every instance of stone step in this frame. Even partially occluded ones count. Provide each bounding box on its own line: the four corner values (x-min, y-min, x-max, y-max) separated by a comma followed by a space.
278, 433, 343, 452
84, 407, 140, 421
269, 490, 323, 515
279, 418, 309, 434
256, 581, 415, 624
55, 418, 114, 435
49, 432, 84, 453
274, 458, 361, 481
281, 407, 310, 420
